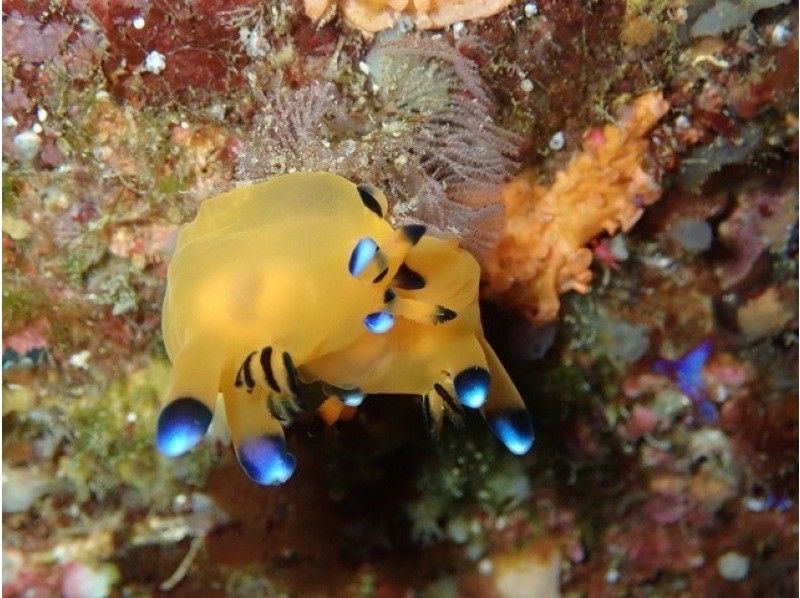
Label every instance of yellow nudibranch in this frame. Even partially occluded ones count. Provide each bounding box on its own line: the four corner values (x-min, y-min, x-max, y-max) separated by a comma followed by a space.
157, 172, 534, 485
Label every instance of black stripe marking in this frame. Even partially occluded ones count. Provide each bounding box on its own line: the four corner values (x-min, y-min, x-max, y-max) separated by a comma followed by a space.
372, 267, 389, 283
283, 351, 299, 395
357, 184, 383, 217
260, 347, 281, 393
235, 365, 244, 388
242, 351, 256, 391
393, 263, 425, 290
422, 395, 432, 432
434, 383, 460, 412
433, 306, 457, 324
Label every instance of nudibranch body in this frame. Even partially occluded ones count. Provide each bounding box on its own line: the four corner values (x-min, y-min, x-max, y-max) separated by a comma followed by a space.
157, 172, 534, 485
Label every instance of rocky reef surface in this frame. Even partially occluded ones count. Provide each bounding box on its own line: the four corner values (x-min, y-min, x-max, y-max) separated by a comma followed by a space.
3, 0, 797, 595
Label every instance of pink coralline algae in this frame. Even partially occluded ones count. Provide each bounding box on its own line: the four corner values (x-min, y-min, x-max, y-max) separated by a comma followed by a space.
3, 12, 72, 63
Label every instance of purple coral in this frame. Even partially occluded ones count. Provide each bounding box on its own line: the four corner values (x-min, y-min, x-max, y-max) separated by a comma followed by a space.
652, 339, 717, 423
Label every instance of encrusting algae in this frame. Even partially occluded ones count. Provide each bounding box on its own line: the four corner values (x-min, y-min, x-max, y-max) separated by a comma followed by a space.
304, 0, 513, 33
483, 92, 670, 323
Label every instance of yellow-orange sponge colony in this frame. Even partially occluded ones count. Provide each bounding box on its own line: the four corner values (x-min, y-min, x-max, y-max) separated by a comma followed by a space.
483, 92, 670, 323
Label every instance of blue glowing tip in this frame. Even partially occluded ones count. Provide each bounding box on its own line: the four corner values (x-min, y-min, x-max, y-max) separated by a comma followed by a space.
454, 366, 490, 408
487, 409, 535, 455
364, 311, 395, 334
341, 389, 365, 407
156, 397, 213, 458
348, 238, 378, 276
237, 435, 297, 485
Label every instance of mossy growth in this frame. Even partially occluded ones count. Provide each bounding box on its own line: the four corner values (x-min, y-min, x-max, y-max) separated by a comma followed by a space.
2, 171, 19, 212
407, 422, 532, 544
61, 233, 107, 286
2, 279, 48, 330
60, 359, 221, 506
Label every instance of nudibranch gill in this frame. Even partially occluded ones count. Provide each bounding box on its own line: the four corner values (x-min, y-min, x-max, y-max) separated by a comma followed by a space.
157, 172, 534, 485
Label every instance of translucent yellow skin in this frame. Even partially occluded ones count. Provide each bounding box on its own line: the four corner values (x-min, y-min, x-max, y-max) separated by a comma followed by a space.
159, 172, 532, 485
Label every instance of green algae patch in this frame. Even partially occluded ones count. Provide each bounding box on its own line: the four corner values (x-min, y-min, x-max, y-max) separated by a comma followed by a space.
60, 359, 220, 506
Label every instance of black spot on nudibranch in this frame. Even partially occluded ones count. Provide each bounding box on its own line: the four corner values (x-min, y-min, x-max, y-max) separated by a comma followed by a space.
383, 289, 396, 303
357, 184, 383, 217
433, 306, 457, 324
400, 224, 426, 245
393, 263, 426, 290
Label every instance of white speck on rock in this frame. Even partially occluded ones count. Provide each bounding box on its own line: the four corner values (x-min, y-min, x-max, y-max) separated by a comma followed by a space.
524, 2, 539, 17
771, 23, 791, 47
452, 21, 465, 37
478, 559, 493, 575
520, 79, 534, 93
12, 130, 42, 162
36, 107, 48, 122
32, 123, 43, 134
69, 350, 91, 370
143, 50, 166, 74
717, 551, 750, 581
549, 131, 565, 151
133, 16, 145, 30
3, 116, 19, 128
358, 60, 371, 75
605, 568, 620, 584
609, 234, 629, 261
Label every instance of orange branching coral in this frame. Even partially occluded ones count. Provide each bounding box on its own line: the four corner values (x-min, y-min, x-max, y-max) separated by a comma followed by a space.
483, 92, 670, 323
305, 0, 513, 33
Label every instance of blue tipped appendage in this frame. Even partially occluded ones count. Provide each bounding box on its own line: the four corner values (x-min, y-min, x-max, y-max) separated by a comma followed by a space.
237, 435, 297, 485
156, 397, 213, 458
453, 366, 491, 408
487, 409, 535, 455
340, 388, 365, 407
348, 238, 378, 276
364, 311, 395, 334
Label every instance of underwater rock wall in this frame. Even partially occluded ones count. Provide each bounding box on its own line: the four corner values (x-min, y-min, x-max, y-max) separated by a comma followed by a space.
2, 0, 797, 595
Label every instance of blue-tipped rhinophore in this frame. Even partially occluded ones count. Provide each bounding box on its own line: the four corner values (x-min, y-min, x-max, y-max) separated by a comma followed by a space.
487, 409, 535, 455
237, 435, 297, 485
364, 311, 395, 334
341, 389, 365, 407
156, 397, 213, 457
348, 238, 378, 276
453, 366, 490, 408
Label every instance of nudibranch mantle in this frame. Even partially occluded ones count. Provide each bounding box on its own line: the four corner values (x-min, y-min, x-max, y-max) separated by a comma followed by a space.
157, 172, 534, 485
